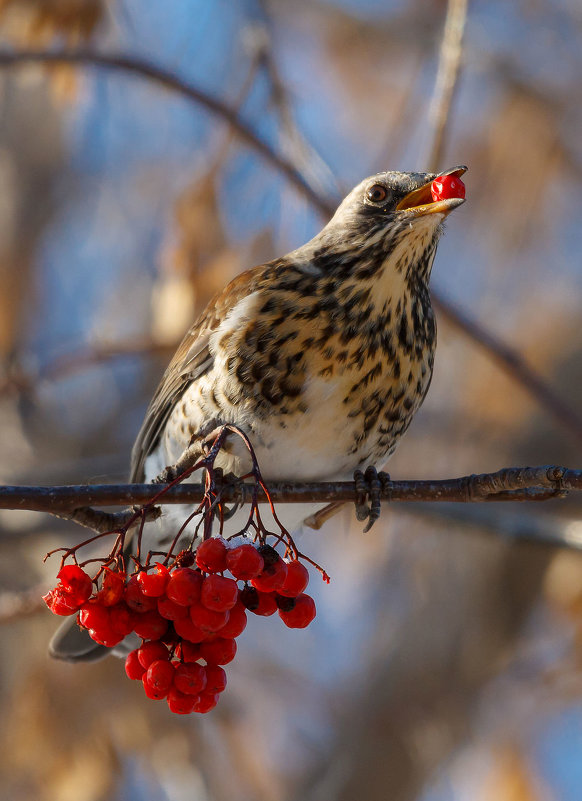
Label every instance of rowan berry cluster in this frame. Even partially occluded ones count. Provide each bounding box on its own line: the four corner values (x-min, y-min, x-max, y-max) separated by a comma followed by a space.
44, 537, 316, 715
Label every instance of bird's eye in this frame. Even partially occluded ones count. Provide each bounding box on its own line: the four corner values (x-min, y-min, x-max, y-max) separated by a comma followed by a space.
366, 184, 388, 203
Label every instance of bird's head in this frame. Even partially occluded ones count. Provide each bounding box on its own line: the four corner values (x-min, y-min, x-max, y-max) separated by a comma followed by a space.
310, 166, 467, 287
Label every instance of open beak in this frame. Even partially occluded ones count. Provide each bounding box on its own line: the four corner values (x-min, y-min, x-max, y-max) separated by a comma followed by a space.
396, 165, 467, 217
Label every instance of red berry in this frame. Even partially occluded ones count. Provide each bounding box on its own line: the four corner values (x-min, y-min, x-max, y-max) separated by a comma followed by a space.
142, 676, 167, 700
226, 544, 264, 580
57, 564, 93, 602
174, 616, 206, 643
251, 558, 288, 593
174, 663, 207, 695
138, 640, 170, 669
190, 602, 230, 633
167, 686, 197, 714
146, 659, 175, 694
125, 650, 145, 680
96, 568, 125, 607
278, 593, 316, 628
125, 575, 158, 613
133, 609, 168, 640
78, 600, 110, 630
430, 175, 466, 202
175, 641, 201, 662
87, 616, 124, 647
252, 591, 278, 616
218, 603, 247, 638
166, 568, 203, 606
109, 603, 136, 638
278, 560, 309, 597
196, 538, 228, 573
43, 587, 80, 616
200, 637, 237, 665
192, 692, 219, 713
275, 594, 296, 612
201, 575, 239, 612
137, 563, 170, 597
204, 665, 227, 693
157, 595, 189, 620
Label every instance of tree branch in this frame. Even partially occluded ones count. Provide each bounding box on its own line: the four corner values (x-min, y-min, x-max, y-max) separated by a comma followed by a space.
0, 466, 579, 511
0, 48, 331, 214
423, 0, 468, 171
0, 47, 581, 447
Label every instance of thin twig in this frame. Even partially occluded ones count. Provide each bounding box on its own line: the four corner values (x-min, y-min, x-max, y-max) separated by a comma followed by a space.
0, 47, 581, 447
423, 0, 468, 171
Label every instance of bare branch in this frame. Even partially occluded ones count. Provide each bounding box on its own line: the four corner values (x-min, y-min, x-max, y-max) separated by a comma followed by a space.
0, 48, 332, 214
423, 0, 468, 171
437, 294, 582, 446
0, 46, 581, 448
0, 466, 579, 510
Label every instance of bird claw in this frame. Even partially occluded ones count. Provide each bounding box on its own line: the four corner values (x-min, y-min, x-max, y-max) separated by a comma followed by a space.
353, 467, 391, 532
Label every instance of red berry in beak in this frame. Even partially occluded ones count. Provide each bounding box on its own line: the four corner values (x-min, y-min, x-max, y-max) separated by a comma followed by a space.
430, 174, 466, 202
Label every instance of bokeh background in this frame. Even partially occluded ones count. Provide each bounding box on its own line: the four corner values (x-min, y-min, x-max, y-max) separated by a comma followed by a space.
1, 1, 581, 799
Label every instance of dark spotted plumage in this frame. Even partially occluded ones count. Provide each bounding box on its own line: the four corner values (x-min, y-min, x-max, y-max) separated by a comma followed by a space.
131, 167, 466, 486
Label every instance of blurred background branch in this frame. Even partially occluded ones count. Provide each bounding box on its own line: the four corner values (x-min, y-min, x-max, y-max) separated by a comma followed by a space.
0, 1, 580, 801
0, 42, 580, 452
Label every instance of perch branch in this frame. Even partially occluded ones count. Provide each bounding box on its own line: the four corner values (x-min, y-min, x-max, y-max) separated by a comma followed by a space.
0, 465, 579, 512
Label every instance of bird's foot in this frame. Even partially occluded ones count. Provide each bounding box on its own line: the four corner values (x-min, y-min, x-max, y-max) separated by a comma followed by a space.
152, 442, 204, 485
353, 466, 391, 532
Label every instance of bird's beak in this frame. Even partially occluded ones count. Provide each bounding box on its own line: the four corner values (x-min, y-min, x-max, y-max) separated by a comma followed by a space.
396, 165, 467, 217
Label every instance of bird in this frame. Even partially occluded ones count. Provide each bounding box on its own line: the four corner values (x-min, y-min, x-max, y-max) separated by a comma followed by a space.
50, 165, 466, 662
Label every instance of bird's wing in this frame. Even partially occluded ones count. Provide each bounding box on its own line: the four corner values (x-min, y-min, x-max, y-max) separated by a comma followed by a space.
129, 264, 270, 481
51, 265, 273, 665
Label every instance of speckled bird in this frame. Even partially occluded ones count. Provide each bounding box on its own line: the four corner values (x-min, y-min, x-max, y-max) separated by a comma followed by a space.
134, 166, 466, 487
51, 166, 466, 661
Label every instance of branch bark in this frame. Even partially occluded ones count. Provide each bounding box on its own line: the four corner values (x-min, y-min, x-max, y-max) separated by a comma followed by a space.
0, 465, 579, 509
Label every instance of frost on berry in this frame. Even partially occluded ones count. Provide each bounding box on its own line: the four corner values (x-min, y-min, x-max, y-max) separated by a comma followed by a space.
226, 544, 264, 580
